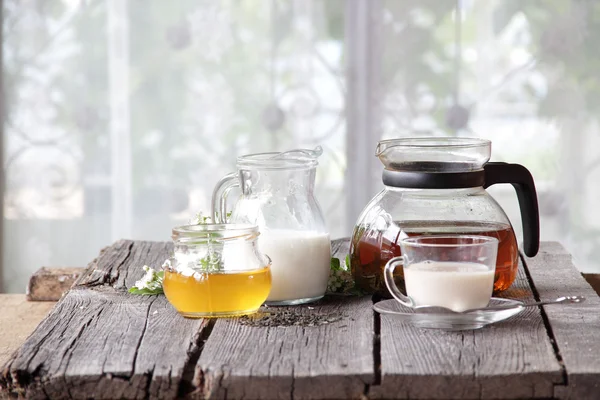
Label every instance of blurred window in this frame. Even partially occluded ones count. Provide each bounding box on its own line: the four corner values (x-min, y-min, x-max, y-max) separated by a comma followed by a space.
3, 0, 599, 292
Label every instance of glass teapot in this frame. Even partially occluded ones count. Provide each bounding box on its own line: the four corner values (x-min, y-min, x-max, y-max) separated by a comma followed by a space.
211, 147, 331, 306
350, 137, 540, 297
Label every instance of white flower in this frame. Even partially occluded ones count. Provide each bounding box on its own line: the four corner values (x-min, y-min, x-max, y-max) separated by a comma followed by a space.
134, 265, 156, 289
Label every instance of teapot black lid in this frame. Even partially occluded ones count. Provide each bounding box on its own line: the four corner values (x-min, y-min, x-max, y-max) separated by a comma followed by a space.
382, 162, 486, 189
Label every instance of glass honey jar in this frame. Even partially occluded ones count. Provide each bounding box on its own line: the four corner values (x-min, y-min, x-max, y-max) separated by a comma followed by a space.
163, 224, 271, 318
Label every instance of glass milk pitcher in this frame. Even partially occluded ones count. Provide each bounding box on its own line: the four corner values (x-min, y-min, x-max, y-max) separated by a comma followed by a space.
212, 147, 331, 305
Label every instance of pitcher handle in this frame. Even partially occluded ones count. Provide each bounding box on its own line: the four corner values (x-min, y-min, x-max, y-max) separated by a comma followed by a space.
384, 256, 414, 308
211, 172, 239, 223
484, 162, 540, 257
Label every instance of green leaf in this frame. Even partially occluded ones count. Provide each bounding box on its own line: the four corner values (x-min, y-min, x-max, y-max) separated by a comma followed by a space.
128, 286, 164, 295
330, 257, 341, 271
345, 254, 350, 268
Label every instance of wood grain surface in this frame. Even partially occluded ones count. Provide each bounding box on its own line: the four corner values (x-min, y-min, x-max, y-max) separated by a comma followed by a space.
1, 240, 207, 399
195, 296, 374, 400
194, 238, 373, 399
2, 239, 599, 400
26, 267, 84, 301
371, 257, 563, 400
526, 242, 600, 400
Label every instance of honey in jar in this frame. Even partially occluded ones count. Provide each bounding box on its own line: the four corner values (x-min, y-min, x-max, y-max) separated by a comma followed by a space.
163, 267, 271, 317
165, 224, 271, 318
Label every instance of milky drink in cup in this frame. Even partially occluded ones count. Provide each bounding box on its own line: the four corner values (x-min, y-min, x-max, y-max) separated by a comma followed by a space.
404, 261, 494, 312
384, 235, 499, 313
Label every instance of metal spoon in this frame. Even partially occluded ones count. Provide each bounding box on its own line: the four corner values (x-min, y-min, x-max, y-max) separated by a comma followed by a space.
413, 296, 586, 314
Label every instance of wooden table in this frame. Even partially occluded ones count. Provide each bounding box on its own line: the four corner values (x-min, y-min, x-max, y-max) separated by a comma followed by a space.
0, 295, 56, 367
1, 240, 600, 400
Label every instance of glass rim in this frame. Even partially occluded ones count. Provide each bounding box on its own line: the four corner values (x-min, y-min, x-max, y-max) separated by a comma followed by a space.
172, 223, 259, 242
376, 137, 491, 153
236, 152, 319, 170
399, 234, 499, 248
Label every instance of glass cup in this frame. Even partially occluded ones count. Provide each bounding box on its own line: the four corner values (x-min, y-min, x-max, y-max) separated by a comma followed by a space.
384, 235, 499, 312
163, 224, 272, 318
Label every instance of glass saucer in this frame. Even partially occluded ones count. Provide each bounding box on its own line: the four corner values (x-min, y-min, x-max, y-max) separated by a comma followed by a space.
373, 298, 525, 331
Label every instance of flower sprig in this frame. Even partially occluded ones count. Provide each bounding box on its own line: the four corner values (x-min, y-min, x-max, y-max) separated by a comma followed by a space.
128, 264, 165, 295
129, 213, 226, 295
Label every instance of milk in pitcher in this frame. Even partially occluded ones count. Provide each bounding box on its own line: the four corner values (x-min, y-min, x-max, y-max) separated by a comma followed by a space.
258, 229, 331, 304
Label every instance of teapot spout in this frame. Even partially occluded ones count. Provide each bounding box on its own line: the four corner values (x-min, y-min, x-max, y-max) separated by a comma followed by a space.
375, 140, 396, 158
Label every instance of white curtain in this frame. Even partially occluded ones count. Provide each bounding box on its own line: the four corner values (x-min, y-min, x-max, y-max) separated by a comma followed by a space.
3, 0, 600, 292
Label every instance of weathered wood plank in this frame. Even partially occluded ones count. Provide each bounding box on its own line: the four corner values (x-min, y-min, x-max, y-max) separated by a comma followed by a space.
525, 242, 600, 400
7, 238, 596, 400
371, 257, 563, 400
2, 238, 361, 399
1, 241, 206, 400
195, 295, 374, 400
192, 238, 371, 399
27, 267, 84, 301
75, 240, 172, 291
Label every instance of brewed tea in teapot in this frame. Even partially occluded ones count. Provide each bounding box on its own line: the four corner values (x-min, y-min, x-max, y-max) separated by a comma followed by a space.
350, 138, 540, 297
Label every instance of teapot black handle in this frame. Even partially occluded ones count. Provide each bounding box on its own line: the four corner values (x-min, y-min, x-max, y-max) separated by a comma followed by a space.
484, 162, 540, 257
